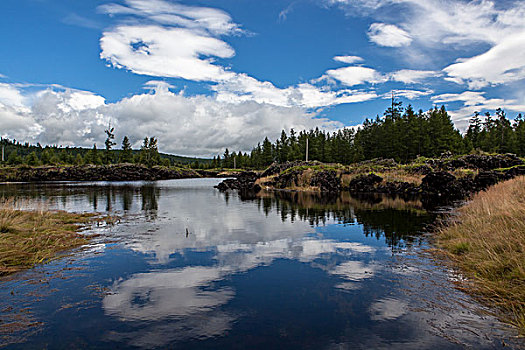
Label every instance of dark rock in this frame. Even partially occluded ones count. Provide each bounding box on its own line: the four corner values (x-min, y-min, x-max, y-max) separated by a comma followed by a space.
347, 173, 383, 193
273, 170, 302, 189
504, 165, 525, 177
376, 181, 420, 196
458, 154, 523, 170
214, 171, 261, 195
260, 161, 319, 178
310, 170, 341, 192
473, 171, 502, 191
421, 171, 455, 190
408, 165, 433, 175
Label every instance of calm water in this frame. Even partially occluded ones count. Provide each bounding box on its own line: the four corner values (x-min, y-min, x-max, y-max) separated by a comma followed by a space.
0, 179, 519, 349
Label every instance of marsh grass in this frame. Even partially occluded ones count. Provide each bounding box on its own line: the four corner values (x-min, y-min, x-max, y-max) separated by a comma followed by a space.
437, 176, 525, 335
0, 200, 97, 276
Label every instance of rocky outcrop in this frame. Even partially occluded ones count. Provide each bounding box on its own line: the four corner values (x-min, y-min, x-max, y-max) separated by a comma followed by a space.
0, 164, 200, 182
459, 154, 523, 170
260, 161, 319, 177
214, 171, 261, 194
347, 173, 383, 193
215, 159, 525, 206
310, 170, 341, 192
424, 153, 524, 171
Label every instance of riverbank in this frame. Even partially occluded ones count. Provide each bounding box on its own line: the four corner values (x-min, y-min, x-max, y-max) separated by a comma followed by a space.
0, 164, 205, 182
0, 202, 98, 276
436, 176, 525, 335
216, 154, 525, 206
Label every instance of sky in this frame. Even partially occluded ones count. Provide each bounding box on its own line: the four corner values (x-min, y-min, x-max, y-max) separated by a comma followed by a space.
0, 0, 524, 157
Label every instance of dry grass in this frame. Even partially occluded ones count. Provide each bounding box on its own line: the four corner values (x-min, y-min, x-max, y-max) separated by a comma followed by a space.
437, 176, 525, 335
0, 200, 96, 276
341, 169, 423, 187
376, 171, 423, 185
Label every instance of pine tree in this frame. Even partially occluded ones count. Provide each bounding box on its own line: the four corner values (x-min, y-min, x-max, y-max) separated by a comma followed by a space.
120, 136, 133, 163
104, 125, 116, 164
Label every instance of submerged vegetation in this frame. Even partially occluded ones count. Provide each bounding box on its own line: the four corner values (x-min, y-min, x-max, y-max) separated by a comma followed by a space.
437, 176, 525, 334
0, 201, 96, 276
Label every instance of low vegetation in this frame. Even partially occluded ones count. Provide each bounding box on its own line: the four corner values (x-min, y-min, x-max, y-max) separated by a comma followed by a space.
436, 176, 525, 334
0, 201, 97, 276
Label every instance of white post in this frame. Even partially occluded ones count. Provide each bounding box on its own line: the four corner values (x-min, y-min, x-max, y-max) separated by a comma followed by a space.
306, 138, 309, 162
233, 156, 236, 169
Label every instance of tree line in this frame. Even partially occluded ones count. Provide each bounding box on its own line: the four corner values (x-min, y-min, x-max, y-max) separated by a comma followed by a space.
2, 102, 524, 169
209, 102, 525, 169
2, 131, 177, 168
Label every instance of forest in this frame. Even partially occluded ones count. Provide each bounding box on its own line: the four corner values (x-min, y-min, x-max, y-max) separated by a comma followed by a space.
0, 134, 208, 168
1, 101, 524, 170
216, 102, 525, 169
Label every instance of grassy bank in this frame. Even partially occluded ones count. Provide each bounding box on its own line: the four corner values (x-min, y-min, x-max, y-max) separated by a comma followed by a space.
0, 202, 96, 276
436, 176, 525, 335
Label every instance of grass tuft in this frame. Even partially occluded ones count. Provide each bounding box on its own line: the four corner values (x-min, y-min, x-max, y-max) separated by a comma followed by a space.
437, 176, 525, 335
0, 200, 96, 276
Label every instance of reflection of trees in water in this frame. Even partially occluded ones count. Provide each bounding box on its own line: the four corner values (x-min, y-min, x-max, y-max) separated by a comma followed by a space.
121, 187, 133, 211
140, 184, 159, 219
249, 191, 435, 248
0, 182, 160, 217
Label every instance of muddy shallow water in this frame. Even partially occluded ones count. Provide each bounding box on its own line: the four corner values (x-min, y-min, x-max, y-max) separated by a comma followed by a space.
0, 179, 520, 349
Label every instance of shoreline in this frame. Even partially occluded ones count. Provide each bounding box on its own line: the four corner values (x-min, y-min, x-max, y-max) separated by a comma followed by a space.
0, 164, 244, 183
435, 176, 525, 336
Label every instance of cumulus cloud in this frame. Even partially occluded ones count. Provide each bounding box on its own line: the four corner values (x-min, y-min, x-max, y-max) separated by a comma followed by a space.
367, 23, 412, 47
0, 83, 343, 157
213, 73, 378, 108
0, 83, 27, 107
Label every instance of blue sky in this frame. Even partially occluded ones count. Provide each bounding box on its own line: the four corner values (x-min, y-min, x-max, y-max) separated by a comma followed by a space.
1, 0, 524, 156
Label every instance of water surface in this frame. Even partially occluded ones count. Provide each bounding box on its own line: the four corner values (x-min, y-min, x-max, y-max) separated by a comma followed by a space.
0, 179, 518, 349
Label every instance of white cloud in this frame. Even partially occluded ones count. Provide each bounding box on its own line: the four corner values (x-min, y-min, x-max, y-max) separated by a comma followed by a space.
390, 69, 438, 84
0, 83, 27, 107
100, 25, 235, 82
0, 83, 344, 157
368, 23, 412, 47
213, 74, 377, 108
325, 66, 387, 86
431, 91, 525, 131
98, 0, 382, 111
333, 55, 364, 64
99, 0, 242, 36
99, 0, 243, 82
444, 31, 525, 89
382, 89, 433, 100
327, 0, 525, 99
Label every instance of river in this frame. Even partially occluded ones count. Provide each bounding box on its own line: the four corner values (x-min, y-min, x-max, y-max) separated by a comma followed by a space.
0, 178, 519, 349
